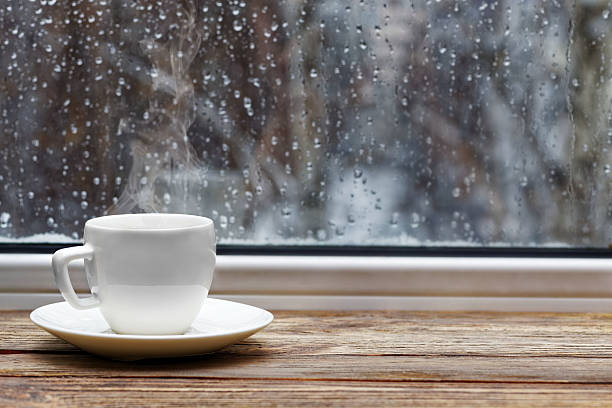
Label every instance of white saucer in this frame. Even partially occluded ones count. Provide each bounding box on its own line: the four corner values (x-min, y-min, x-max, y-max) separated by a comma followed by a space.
30, 298, 273, 361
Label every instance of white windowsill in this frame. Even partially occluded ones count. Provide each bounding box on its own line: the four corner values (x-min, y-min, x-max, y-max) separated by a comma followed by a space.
1, 254, 612, 311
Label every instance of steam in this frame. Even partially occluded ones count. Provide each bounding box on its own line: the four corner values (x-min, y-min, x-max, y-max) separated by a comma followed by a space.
110, 1, 203, 214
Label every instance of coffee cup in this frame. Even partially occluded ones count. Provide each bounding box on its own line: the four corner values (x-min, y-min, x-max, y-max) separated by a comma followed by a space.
52, 213, 215, 335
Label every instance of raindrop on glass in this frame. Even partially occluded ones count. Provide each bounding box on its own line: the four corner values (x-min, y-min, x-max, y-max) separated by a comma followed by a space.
219, 215, 228, 229
410, 212, 420, 228
0, 213, 10, 228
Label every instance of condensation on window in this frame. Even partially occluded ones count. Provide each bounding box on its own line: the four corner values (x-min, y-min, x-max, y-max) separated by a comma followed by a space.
0, 0, 611, 246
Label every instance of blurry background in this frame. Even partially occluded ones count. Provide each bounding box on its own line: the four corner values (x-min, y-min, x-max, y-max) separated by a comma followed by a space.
0, 0, 611, 246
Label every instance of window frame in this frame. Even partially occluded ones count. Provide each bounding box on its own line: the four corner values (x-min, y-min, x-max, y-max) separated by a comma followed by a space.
2, 1, 610, 311
2, 244, 612, 311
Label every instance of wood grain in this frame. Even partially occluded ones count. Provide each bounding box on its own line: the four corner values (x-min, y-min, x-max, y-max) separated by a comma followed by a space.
3, 377, 612, 408
3, 310, 612, 406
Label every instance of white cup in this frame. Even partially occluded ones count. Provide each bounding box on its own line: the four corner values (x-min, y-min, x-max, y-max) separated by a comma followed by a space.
52, 213, 215, 335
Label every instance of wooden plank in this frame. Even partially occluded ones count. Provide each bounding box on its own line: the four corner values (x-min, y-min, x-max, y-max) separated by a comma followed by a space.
5, 310, 612, 357
4, 353, 612, 383
2, 377, 612, 408
3, 311, 612, 383
5, 310, 612, 406
0, 377, 612, 407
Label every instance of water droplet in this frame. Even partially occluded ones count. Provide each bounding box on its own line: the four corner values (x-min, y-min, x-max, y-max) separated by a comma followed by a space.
316, 229, 327, 241
46, 216, 55, 228
410, 212, 421, 228
233, 20, 243, 31
520, 176, 528, 187
80, 201, 88, 210
219, 215, 228, 229
603, 9, 610, 20
93, 177, 100, 185
163, 193, 171, 205
452, 187, 461, 198
0, 212, 10, 228
353, 168, 363, 179
309, 68, 318, 78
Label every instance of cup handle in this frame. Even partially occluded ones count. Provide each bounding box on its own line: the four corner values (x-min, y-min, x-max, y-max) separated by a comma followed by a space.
52, 244, 100, 310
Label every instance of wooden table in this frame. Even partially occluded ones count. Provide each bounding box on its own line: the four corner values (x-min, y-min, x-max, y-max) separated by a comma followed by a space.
3, 309, 612, 406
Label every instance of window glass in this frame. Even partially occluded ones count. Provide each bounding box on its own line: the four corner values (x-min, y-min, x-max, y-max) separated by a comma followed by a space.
0, 0, 611, 246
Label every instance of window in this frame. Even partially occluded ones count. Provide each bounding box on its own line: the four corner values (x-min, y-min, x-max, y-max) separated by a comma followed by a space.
0, 0, 611, 248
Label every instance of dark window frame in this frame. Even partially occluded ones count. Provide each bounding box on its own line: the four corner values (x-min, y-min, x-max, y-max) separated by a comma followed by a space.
1, 243, 612, 258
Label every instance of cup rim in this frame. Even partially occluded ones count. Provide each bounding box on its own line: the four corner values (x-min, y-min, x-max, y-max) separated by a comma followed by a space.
85, 213, 213, 232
